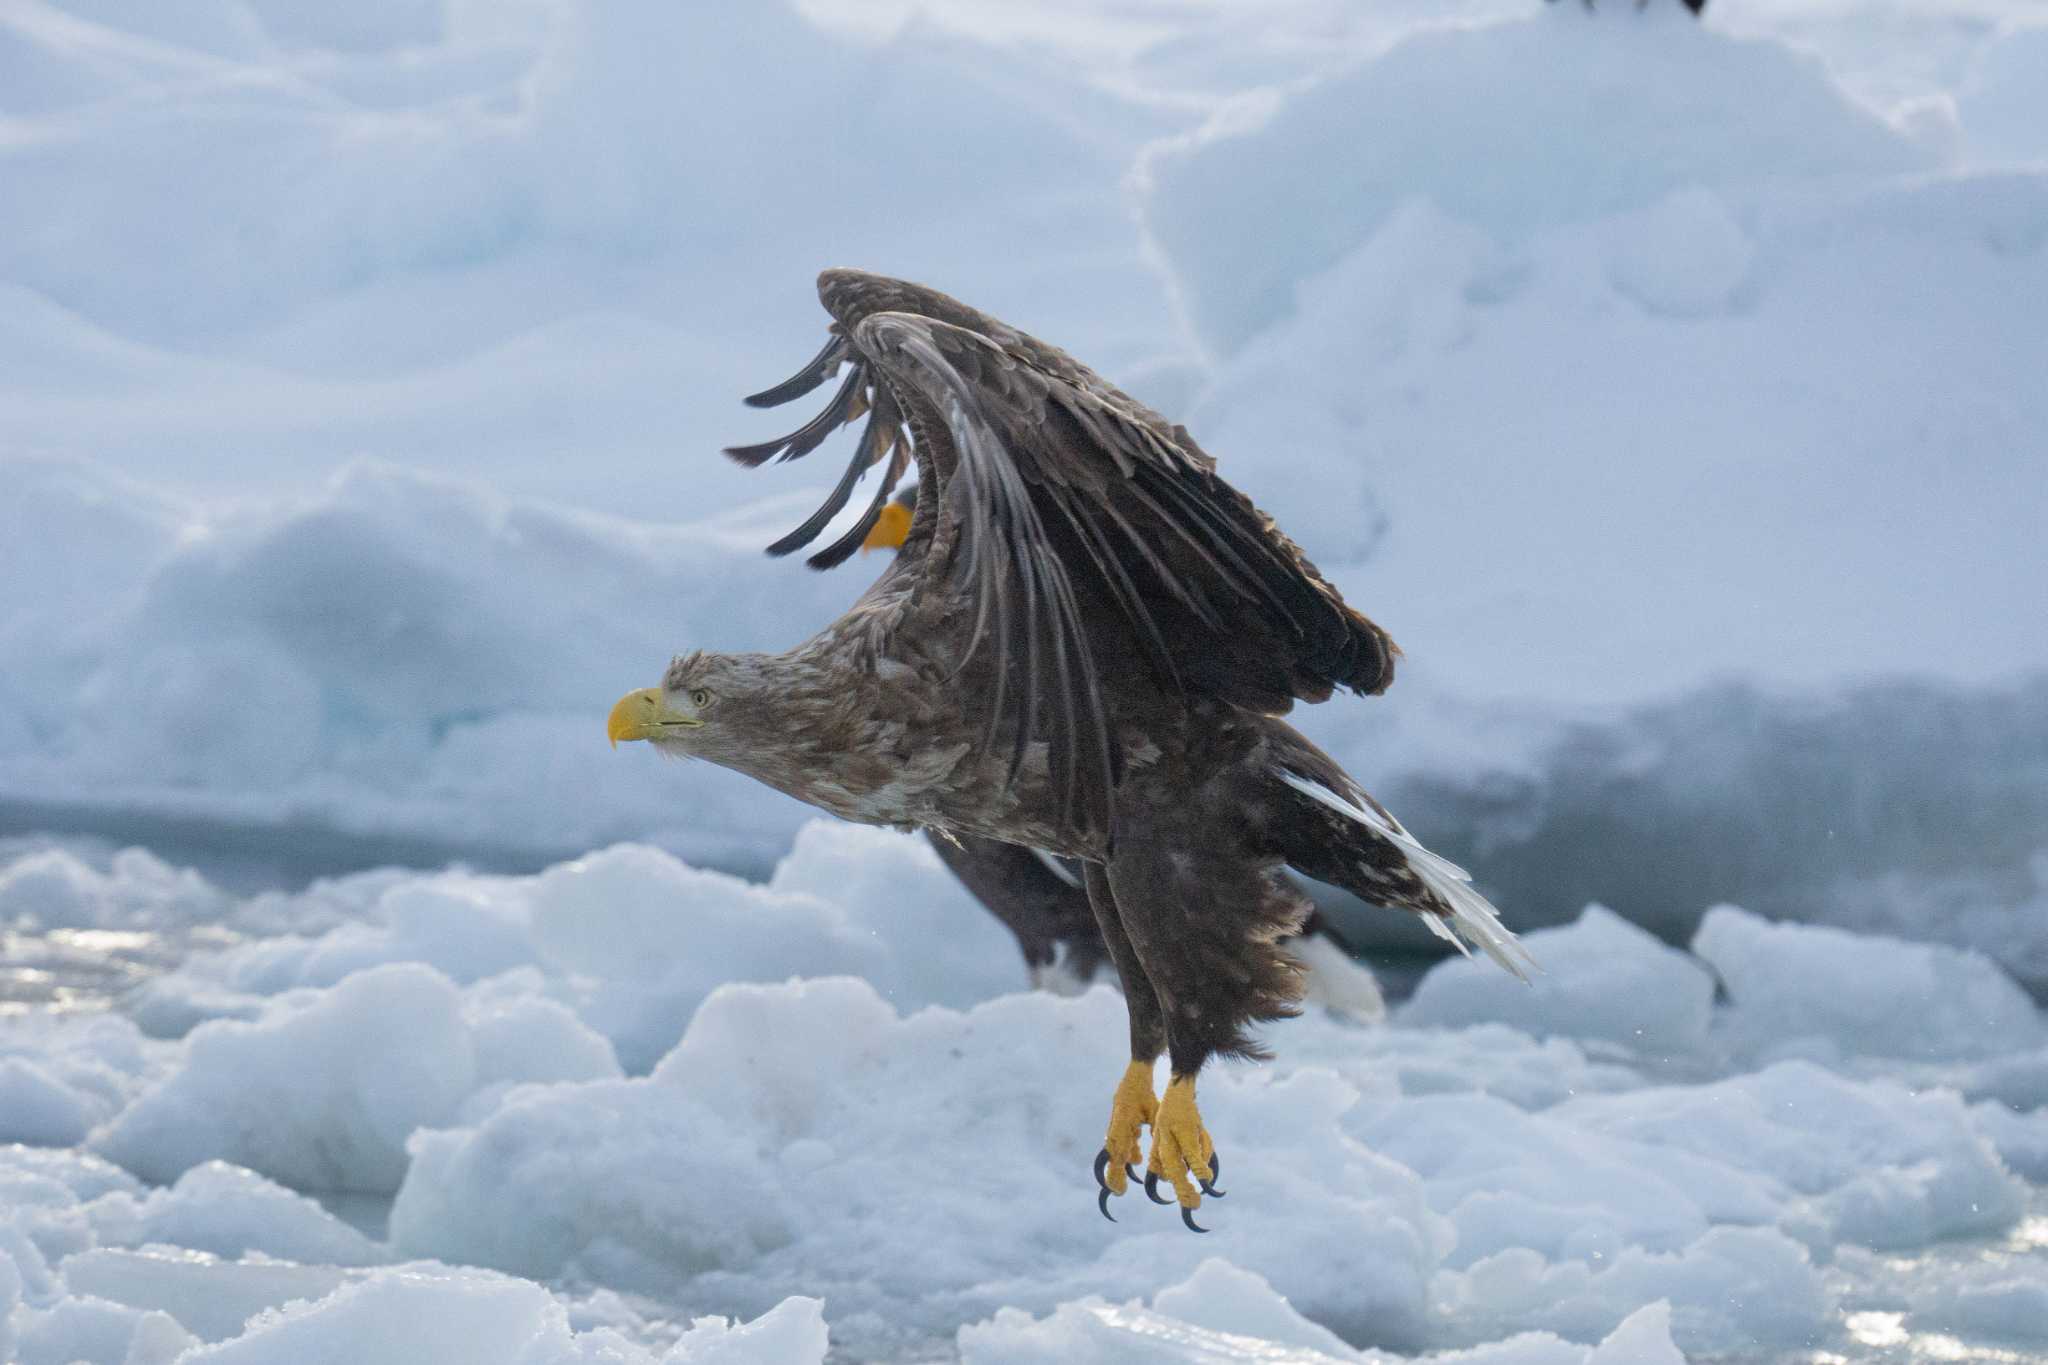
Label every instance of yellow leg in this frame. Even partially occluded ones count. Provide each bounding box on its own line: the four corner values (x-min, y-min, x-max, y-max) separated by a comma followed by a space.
1094, 1059, 1157, 1215
1147, 1074, 1219, 1228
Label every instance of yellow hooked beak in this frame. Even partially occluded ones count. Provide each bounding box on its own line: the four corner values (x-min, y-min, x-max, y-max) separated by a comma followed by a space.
606, 687, 702, 748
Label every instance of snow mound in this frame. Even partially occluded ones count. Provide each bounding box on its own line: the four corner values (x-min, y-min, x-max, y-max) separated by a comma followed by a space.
0, 826, 2043, 1358
0, 1059, 95, 1148
958, 1261, 1686, 1363
1400, 905, 1713, 1056
174, 1267, 823, 1365
0, 1014, 159, 1148
0, 0, 1178, 520
1555, 1060, 2027, 1251
0, 846, 225, 932
0, 1130, 825, 1361
1694, 904, 2048, 1063
85, 1161, 386, 1268
93, 961, 614, 1193
0, 456, 856, 868
12, 1249, 823, 1365
526, 829, 1018, 1071
125, 823, 1017, 1072
1432, 1226, 1823, 1358
1145, 10, 1929, 354
392, 977, 1451, 1353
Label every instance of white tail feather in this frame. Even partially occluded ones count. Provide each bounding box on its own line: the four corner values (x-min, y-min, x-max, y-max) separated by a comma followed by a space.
1278, 769, 1537, 982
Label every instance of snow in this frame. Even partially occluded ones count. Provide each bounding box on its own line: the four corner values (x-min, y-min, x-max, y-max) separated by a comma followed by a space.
2, 833, 2043, 1361
1143, 9, 1931, 354
2, 0, 2046, 1361
1400, 906, 1712, 1056
958, 1265, 1687, 1363
0, 1134, 825, 1361
93, 959, 625, 1193
0, 0, 2042, 978
0, 1059, 96, 1148
121, 823, 1018, 1072
1694, 903, 2048, 1064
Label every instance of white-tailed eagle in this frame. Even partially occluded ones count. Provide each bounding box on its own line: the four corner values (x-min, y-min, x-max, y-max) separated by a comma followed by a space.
609, 270, 1531, 1230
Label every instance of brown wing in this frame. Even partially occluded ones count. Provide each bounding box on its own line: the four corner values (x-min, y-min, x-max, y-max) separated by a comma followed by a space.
726, 268, 1399, 836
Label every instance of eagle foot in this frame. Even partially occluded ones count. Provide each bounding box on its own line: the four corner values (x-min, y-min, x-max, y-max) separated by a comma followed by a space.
1146, 1075, 1220, 1232
1095, 1059, 1158, 1221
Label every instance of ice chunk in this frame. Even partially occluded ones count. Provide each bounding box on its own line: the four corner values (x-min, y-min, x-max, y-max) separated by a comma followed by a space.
1693, 905, 2047, 1062
1966, 1099, 2048, 1182
665, 1296, 828, 1365
169, 1263, 630, 1364
9, 1290, 155, 1365
60, 1247, 347, 1346
1146, 1259, 1360, 1358
393, 978, 1447, 1353
463, 982, 621, 1090
93, 962, 477, 1193
1556, 1061, 2027, 1250
526, 830, 1015, 1071
1145, 12, 1927, 353
1434, 1226, 1825, 1357
261, 876, 541, 991
1912, 1263, 2048, 1346
0, 846, 224, 932
1585, 1300, 1684, 1365
0, 1057, 94, 1146
959, 1265, 1690, 1363
84, 1161, 386, 1268
0, 1144, 144, 1202
1350, 1089, 1752, 1270
1402, 906, 1713, 1057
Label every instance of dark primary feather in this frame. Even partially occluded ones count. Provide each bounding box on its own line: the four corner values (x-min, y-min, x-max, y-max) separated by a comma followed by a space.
722, 361, 871, 468
742, 332, 850, 409
805, 422, 910, 571
760, 388, 906, 564
725, 268, 1400, 840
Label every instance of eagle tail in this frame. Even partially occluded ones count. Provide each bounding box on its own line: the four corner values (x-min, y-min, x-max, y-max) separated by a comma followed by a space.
1274, 768, 1537, 981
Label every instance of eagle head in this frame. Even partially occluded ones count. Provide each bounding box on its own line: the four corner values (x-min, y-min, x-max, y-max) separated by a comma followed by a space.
607, 650, 758, 756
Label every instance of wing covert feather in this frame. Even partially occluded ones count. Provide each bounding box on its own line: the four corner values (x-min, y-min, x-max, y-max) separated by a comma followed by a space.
722, 269, 1401, 839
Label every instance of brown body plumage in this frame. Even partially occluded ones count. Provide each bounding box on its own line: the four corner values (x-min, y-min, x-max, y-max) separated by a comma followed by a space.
610, 269, 1529, 1227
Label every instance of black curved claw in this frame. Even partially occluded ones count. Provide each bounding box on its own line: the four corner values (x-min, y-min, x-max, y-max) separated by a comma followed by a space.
1199, 1152, 1225, 1198
1143, 1172, 1172, 1205
1126, 1163, 1140, 1184
1094, 1148, 1121, 1222
1181, 1206, 1209, 1234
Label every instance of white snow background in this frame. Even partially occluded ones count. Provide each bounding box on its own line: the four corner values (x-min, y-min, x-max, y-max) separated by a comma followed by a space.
1, 0, 2045, 1360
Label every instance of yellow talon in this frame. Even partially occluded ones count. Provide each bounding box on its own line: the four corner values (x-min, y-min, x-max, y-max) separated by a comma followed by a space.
1100, 1059, 1158, 1197
1147, 1074, 1215, 1211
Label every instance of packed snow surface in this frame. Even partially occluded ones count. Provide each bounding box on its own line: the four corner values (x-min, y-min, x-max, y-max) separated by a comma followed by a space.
3, 0, 2047, 1361
5, 830, 2048, 1362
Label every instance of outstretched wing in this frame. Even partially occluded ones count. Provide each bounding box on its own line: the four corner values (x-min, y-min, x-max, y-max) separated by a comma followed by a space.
727, 269, 1398, 837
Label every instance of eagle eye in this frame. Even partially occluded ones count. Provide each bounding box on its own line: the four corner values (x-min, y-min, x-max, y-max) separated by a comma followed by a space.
690, 688, 712, 709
